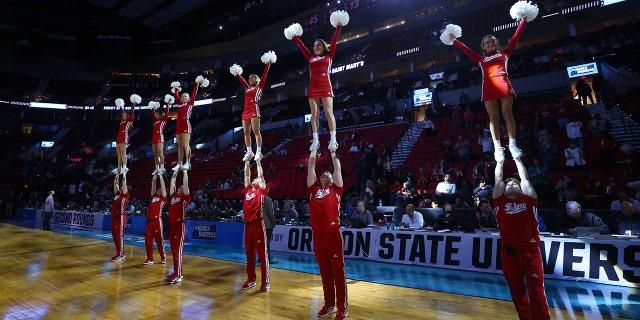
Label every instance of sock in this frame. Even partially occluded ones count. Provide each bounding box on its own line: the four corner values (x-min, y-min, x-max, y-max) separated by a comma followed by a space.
509, 138, 517, 147
330, 131, 336, 141
247, 146, 252, 153
313, 133, 319, 141
256, 147, 262, 153
494, 140, 502, 149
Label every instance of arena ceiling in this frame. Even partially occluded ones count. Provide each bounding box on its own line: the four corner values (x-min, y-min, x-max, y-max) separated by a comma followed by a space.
2, 0, 326, 57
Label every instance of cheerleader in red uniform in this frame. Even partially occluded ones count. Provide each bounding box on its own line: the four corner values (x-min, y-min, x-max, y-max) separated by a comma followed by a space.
170, 76, 209, 171
285, 10, 350, 152
143, 174, 167, 265
230, 51, 276, 162
114, 94, 140, 174
166, 169, 190, 283
150, 100, 169, 175
441, 1, 538, 162
110, 173, 129, 262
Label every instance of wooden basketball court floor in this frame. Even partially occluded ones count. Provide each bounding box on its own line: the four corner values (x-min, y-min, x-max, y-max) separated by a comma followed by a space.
0, 222, 636, 320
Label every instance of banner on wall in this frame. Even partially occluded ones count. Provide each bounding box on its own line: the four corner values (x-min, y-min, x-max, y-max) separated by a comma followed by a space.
269, 226, 640, 287
50, 210, 105, 230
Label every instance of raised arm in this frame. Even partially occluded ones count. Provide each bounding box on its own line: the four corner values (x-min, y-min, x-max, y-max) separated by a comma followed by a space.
163, 103, 169, 121
307, 151, 317, 187
236, 73, 249, 89
453, 39, 483, 64
493, 160, 505, 199
328, 25, 342, 59
121, 174, 128, 194
244, 160, 251, 188
256, 160, 266, 190
129, 103, 135, 122
190, 83, 200, 105
159, 175, 167, 197
514, 158, 537, 199
503, 19, 526, 56
331, 151, 343, 188
113, 175, 120, 194
182, 170, 189, 195
258, 62, 271, 90
293, 36, 313, 60
151, 175, 157, 196
170, 171, 177, 194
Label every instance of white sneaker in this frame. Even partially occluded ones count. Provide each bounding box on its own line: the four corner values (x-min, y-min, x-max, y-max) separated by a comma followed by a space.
253, 151, 263, 161
309, 139, 319, 152
161, 165, 166, 174
509, 145, 523, 159
151, 167, 159, 176
172, 163, 182, 172
328, 140, 339, 151
121, 166, 129, 174
181, 162, 190, 170
494, 147, 505, 163
242, 151, 254, 162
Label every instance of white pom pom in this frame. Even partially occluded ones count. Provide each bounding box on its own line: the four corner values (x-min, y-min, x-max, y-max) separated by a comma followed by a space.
130, 94, 142, 104
202, 78, 210, 88
149, 101, 160, 110
261, 51, 277, 64
330, 10, 350, 28
510, 0, 539, 22
229, 64, 243, 76
164, 94, 175, 104
115, 98, 124, 108
170, 81, 182, 93
195, 75, 204, 83
439, 24, 462, 45
284, 23, 303, 40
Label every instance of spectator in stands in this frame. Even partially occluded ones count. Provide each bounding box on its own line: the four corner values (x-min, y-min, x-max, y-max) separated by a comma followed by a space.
478, 130, 494, 159
565, 117, 584, 148
442, 139, 454, 163
436, 203, 459, 230
563, 142, 587, 170
558, 201, 610, 235
539, 136, 560, 172
285, 11, 349, 154
610, 191, 640, 211
435, 174, 457, 204
114, 98, 135, 175
555, 172, 579, 204
516, 123, 533, 152
452, 104, 463, 129
171, 76, 206, 171
607, 201, 640, 235
422, 116, 436, 136
456, 176, 475, 206
283, 201, 298, 224
476, 199, 497, 229
587, 114, 611, 135
446, 7, 535, 163
349, 200, 373, 228
230, 51, 275, 163
473, 178, 494, 204
463, 106, 475, 128
349, 142, 359, 153
393, 181, 415, 206
399, 203, 424, 228
454, 134, 471, 169
576, 79, 594, 105
555, 99, 569, 129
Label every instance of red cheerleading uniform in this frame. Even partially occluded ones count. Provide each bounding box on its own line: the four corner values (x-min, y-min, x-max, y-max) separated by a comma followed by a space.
152, 104, 169, 144
145, 194, 167, 262
236, 63, 270, 120
453, 20, 526, 102
242, 186, 269, 287
173, 85, 199, 134
116, 105, 134, 144
308, 182, 347, 313
110, 192, 129, 258
168, 192, 190, 279
293, 25, 342, 99
494, 194, 550, 320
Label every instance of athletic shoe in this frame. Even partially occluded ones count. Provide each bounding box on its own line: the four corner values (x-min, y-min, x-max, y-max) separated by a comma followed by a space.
335, 311, 348, 320
259, 284, 270, 293
494, 147, 505, 163
142, 259, 154, 265
509, 145, 523, 159
328, 140, 339, 152
317, 306, 336, 318
160, 256, 166, 264
160, 165, 166, 174
110, 255, 125, 262
120, 166, 129, 174
241, 281, 256, 290
242, 151, 254, 162
309, 139, 320, 152
168, 275, 183, 284
165, 273, 176, 280
253, 151, 263, 162
181, 162, 190, 170
151, 168, 158, 176
172, 164, 182, 172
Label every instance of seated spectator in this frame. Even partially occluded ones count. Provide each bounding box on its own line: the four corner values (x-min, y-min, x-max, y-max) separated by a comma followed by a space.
610, 191, 640, 211
283, 201, 299, 224
349, 142, 359, 153
564, 142, 587, 170
399, 204, 424, 229
436, 203, 459, 230
473, 178, 493, 204
607, 201, 640, 235
435, 174, 457, 204
475, 199, 497, 229
557, 201, 610, 235
422, 117, 436, 136
477, 130, 494, 158
539, 136, 560, 172
349, 201, 373, 228
566, 117, 584, 148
